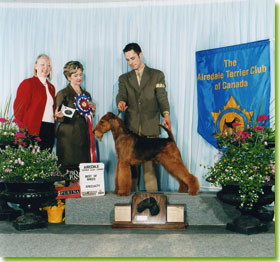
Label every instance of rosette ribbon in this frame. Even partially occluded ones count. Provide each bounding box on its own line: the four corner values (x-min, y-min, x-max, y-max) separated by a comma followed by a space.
74, 94, 97, 162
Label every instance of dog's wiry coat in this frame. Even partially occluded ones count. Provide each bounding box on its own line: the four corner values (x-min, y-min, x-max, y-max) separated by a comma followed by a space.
94, 112, 200, 196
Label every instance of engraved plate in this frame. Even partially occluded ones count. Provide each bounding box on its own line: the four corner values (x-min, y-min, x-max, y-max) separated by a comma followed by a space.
167, 205, 184, 223
114, 205, 131, 222
135, 215, 148, 221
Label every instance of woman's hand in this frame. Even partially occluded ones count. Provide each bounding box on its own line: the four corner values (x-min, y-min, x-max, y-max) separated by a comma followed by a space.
88, 101, 96, 114
55, 107, 64, 121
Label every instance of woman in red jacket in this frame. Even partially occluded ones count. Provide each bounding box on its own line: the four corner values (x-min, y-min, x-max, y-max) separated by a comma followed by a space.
13, 54, 56, 152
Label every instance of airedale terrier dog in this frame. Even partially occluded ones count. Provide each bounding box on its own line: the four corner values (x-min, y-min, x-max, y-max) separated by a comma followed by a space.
94, 112, 200, 196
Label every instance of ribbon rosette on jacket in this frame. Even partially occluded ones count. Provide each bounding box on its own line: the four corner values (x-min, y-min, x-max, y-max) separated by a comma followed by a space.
74, 94, 97, 162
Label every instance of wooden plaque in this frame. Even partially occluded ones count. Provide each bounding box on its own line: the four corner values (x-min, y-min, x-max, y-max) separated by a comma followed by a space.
112, 193, 185, 230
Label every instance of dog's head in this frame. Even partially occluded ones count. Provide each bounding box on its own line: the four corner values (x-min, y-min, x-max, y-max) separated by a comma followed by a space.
93, 112, 117, 141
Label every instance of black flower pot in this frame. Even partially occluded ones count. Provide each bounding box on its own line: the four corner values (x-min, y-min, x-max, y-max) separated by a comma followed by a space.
0, 182, 21, 221
0, 144, 20, 220
217, 182, 275, 234
0, 178, 60, 230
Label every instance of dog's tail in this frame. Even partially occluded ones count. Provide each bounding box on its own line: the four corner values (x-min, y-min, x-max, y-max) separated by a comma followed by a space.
159, 124, 175, 142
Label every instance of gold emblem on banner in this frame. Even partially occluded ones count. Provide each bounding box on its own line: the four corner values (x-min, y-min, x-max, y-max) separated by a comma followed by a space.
211, 96, 254, 134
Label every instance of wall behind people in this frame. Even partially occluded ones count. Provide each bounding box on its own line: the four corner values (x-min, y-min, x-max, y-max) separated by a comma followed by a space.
0, 0, 275, 192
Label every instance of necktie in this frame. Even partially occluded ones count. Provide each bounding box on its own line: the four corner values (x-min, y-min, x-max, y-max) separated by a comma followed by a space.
136, 71, 141, 86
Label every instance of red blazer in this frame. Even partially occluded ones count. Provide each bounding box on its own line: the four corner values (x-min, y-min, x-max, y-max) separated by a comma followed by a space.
13, 76, 56, 136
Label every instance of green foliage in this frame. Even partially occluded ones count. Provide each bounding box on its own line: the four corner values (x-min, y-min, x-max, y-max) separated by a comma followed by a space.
41, 199, 65, 208
1, 97, 62, 182
0, 144, 62, 182
0, 97, 34, 146
204, 115, 275, 209
0, 97, 17, 144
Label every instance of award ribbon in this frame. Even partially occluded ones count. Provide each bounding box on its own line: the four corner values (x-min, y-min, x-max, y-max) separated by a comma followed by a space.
74, 94, 97, 162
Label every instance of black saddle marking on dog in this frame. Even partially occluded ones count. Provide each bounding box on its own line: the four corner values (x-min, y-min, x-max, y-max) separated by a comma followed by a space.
133, 136, 172, 161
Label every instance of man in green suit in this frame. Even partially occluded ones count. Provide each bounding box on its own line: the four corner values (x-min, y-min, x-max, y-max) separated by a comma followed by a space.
116, 43, 171, 192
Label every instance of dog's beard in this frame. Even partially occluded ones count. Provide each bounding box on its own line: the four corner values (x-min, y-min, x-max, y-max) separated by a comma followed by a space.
94, 131, 103, 141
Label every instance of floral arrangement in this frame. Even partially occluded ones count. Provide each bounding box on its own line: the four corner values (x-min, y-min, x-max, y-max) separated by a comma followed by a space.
0, 144, 62, 182
0, 117, 36, 147
204, 114, 275, 209
0, 97, 63, 182
0, 97, 34, 147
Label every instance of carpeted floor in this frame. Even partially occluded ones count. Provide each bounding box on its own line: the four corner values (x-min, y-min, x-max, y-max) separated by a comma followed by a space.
0, 221, 275, 258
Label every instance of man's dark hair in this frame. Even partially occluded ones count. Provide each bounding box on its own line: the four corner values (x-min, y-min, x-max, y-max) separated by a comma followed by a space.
123, 43, 142, 55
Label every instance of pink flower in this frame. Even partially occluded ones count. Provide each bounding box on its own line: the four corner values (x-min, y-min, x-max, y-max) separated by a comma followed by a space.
0, 117, 7, 123
234, 131, 251, 142
253, 126, 265, 131
12, 119, 24, 128
232, 122, 240, 127
257, 115, 269, 122
34, 137, 42, 142
15, 132, 26, 139
269, 161, 275, 175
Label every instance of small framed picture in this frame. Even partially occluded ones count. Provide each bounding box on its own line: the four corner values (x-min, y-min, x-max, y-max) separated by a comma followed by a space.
62, 104, 75, 118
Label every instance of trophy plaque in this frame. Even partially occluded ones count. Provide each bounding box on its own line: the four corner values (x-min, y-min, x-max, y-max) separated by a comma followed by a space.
113, 193, 185, 229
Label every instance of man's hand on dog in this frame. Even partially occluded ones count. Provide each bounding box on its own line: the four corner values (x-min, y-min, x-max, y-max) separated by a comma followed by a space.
163, 112, 171, 131
117, 101, 128, 112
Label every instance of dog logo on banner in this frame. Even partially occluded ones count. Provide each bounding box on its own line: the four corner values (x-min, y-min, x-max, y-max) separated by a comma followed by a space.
74, 94, 97, 162
211, 96, 254, 135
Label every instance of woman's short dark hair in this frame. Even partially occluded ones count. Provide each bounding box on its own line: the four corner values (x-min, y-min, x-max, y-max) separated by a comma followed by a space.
123, 43, 142, 55
63, 61, 84, 79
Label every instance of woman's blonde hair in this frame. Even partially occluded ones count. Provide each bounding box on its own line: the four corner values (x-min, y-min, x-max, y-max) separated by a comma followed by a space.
33, 54, 52, 80
63, 61, 84, 80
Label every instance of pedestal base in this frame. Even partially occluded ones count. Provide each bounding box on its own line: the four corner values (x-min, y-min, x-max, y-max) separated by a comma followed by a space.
112, 221, 185, 229
113, 193, 186, 230
13, 212, 47, 231
217, 184, 274, 234
226, 215, 269, 235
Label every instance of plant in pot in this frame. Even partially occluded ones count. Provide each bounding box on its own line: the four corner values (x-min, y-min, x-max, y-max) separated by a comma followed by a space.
41, 199, 65, 223
1, 98, 43, 221
0, 143, 63, 230
204, 114, 275, 234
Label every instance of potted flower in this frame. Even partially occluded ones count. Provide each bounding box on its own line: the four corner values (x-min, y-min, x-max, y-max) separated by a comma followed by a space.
203, 114, 275, 234
41, 199, 65, 223
0, 143, 64, 229
0, 98, 65, 229
0, 98, 38, 220
204, 114, 275, 210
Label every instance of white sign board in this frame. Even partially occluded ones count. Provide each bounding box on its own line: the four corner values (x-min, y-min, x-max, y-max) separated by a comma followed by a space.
79, 163, 105, 197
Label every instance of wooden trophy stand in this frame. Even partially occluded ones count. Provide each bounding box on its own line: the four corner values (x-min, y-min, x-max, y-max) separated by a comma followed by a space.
113, 192, 185, 229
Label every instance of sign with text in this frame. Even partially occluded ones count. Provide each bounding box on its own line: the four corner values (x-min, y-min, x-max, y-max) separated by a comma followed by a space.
79, 163, 105, 197
196, 39, 271, 148
56, 185, 81, 199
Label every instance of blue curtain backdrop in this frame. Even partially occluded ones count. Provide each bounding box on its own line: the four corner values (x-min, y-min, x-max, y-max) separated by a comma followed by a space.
0, 0, 275, 192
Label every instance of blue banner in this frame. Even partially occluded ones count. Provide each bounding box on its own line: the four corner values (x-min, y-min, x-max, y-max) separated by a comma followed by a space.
196, 40, 271, 148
